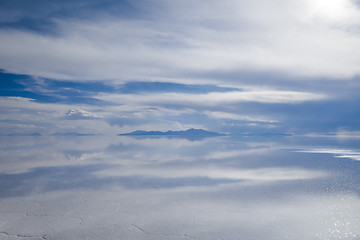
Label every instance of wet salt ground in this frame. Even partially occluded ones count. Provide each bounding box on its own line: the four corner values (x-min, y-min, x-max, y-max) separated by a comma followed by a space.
0, 135, 360, 240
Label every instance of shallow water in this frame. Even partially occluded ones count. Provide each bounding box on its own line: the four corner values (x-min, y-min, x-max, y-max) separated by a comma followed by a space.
0, 135, 359, 239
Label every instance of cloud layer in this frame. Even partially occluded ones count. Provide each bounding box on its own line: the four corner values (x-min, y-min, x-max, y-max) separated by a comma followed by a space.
1, 0, 360, 135
0, 0, 360, 81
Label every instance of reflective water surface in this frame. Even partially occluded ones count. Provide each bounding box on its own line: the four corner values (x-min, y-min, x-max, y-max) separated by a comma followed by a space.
0, 135, 359, 239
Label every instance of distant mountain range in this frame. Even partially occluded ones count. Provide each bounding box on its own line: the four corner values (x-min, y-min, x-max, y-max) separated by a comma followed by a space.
0, 130, 291, 138
118, 128, 226, 140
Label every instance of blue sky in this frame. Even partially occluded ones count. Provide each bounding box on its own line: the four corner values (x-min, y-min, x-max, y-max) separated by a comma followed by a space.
1, 0, 360, 135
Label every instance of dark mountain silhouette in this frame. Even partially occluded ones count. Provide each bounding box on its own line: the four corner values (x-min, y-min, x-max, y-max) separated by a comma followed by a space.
119, 128, 226, 140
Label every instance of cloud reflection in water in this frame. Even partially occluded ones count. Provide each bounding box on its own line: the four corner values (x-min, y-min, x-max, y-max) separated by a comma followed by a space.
0, 135, 359, 239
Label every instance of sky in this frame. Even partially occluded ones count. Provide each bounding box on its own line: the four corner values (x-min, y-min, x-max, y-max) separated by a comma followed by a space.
1, 0, 360, 135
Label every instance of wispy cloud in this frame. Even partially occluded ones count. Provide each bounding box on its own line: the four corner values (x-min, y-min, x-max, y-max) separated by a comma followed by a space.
204, 111, 278, 123
94, 165, 327, 182
1, 0, 360, 134
0, 0, 360, 81
97, 90, 327, 106
0, 96, 116, 135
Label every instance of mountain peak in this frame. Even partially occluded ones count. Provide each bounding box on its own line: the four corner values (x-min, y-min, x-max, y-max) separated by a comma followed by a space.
118, 128, 226, 140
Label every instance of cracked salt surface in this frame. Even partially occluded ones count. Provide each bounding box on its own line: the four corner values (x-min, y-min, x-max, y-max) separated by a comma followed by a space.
0, 136, 360, 239
0, 232, 47, 240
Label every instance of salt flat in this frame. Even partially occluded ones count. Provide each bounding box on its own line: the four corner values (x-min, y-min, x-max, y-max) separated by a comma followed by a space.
0, 135, 359, 239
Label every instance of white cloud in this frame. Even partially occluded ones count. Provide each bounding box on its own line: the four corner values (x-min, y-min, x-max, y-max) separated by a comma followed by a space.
0, 0, 360, 82
65, 109, 98, 119
96, 90, 327, 106
335, 130, 360, 138
304, 131, 360, 139
0, 97, 118, 135
304, 0, 360, 24
204, 148, 274, 160
204, 111, 279, 123
94, 165, 327, 182
0, 97, 72, 115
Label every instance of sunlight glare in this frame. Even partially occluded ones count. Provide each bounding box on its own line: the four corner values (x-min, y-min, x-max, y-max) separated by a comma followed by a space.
307, 0, 359, 23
